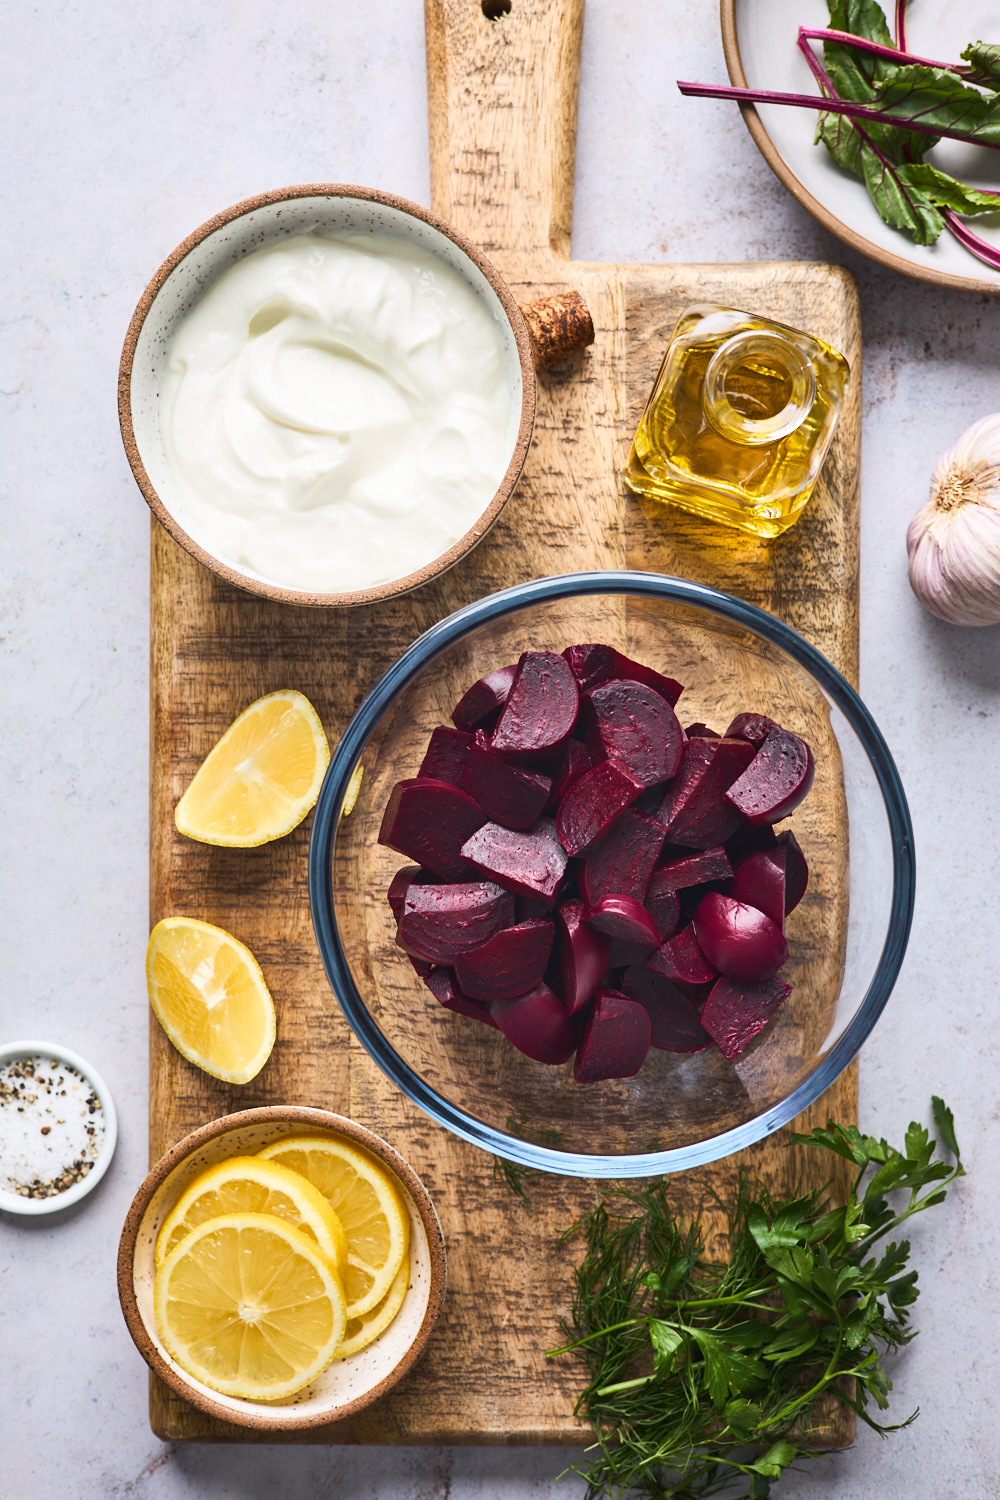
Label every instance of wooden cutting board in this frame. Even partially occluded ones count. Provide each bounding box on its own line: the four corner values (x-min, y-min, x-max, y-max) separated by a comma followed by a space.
148, 0, 861, 1444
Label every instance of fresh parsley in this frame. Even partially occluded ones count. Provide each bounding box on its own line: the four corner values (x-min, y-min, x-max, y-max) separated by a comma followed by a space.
549, 1097, 964, 1499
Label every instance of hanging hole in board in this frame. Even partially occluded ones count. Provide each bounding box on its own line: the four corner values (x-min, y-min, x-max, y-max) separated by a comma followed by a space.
482, 0, 512, 18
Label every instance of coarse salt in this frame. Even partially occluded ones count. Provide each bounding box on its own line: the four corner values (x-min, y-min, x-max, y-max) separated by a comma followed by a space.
0, 1055, 105, 1200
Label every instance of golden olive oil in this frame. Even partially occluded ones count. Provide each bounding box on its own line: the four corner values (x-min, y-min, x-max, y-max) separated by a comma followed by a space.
626, 306, 850, 539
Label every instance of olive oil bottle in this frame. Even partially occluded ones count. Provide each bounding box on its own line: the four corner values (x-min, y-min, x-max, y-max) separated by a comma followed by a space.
626, 305, 850, 539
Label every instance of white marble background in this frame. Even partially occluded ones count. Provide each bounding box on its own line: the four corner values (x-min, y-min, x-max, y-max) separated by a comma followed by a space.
2, 1, 998, 1495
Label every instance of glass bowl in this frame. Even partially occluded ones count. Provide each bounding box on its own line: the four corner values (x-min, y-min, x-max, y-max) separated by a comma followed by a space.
309, 572, 914, 1178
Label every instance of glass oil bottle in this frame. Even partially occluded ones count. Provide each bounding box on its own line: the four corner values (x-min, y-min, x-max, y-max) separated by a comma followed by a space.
626, 305, 850, 539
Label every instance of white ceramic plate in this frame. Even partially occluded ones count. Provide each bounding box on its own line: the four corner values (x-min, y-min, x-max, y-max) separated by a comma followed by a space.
723, 0, 1000, 293
0, 1039, 118, 1216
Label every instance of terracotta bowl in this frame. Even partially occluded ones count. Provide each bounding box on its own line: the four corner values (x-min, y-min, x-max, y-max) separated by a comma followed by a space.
117, 1106, 446, 1431
118, 183, 537, 608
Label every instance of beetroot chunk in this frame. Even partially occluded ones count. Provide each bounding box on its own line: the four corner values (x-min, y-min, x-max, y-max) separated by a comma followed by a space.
780, 831, 809, 914
461, 730, 552, 830
424, 968, 499, 1028
574, 990, 651, 1082
581, 810, 666, 906
700, 975, 793, 1060
647, 923, 718, 986
622, 964, 712, 1053
654, 846, 733, 891
685, 722, 720, 739
554, 900, 611, 1015
580, 679, 684, 789
454, 919, 555, 1002
724, 727, 815, 826
562, 644, 683, 707
379, 778, 487, 879
657, 738, 756, 848
729, 849, 786, 929
460, 818, 568, 903
725, 712, 780, 749
643, 879, 681, 945
418, 727, 473, 786
452, 664, 518, 732
585, 895, 661, 954
491, 651, 579, 762
398, 881, 515, 964
556, 759, 646, 857
492, 982, 578, 1064
692, 892, 788, 984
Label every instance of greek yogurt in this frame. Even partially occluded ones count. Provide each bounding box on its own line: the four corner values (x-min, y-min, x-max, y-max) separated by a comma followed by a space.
161, 231, 516, 592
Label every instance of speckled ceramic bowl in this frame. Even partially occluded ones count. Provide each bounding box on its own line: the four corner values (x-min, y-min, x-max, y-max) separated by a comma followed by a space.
118, 183, 536, 608
117, 1106, 446, 1431
0, 1039, 118, 1217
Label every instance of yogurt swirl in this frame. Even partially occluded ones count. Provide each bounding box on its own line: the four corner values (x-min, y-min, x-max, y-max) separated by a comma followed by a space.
161, 231, 515, 592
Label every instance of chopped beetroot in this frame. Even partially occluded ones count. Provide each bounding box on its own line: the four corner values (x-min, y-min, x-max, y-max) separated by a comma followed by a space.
556, 759, 646, 856
460, 818, 568, 903
548, 740, 595, 809
418, 726, 473, 786
725, 712, 780, 749
554, 899, 611, 1014
654, 846, 733, 890
461, 729, 552, 830
562, 644, 683, 707
608, 936, 660, 968
700, 975, 793, 1060
378, 777, 487, 879
643, 879, 681, 944
407, 953, 435, 978
387, 865, 427, 923
491, 982, 579, 1064
685, 722, 720, 739
397, 880, 515, 964
573, 989, 652, 1082
580, 679, 684, 788
580, 809, 665, 906
454, 919, 555, 1001
491, 651, 579, 762
451, 663, 518, 732
779, 831, 809, 914
585, 895, 661, 953
657, 737, 756, 848
724, 726, 815, 826
730, 848, 787, 929
692, 892, 788, 984
725, 822, 778, 865
647, 923, 718, 986
622, 964, 712, 1052
424, 968, 498, 1028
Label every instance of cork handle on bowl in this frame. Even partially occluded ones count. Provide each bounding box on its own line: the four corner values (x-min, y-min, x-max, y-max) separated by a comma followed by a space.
519, 290, 595, 370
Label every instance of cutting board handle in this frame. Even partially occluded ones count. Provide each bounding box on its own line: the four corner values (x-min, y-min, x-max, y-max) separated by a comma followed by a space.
424, 0, 584, 262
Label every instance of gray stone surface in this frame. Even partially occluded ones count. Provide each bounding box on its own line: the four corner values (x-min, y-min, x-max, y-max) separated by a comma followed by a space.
1, 1, 997, 1495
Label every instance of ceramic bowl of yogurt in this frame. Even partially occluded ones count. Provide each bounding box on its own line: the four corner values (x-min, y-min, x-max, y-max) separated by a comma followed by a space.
119, 184, 539, 606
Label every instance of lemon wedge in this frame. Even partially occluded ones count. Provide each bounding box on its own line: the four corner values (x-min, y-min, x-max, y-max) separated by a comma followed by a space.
175, 689, 329, 847
154, 1212, 346, 1400
335, 1256, 410, 1359
341, 763, 364, 818
155, 1156, 347, 1276
146, 918, 276, 1085
257, 1136, 409, 1318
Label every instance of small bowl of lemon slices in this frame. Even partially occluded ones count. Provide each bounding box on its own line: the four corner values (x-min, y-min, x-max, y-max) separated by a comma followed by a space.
117, 1107, 446, 1429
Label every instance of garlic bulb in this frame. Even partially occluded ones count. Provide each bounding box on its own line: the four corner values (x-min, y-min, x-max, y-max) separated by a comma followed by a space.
907, 413, 1000, 626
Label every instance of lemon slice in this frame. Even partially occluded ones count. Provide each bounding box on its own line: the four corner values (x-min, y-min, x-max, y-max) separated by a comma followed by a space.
341, 763, 364, 818
257, 1136, 409, 1318
155, 1156, 348, 1275
146, 918, 276, 1085
175, 689, 330, 847
154, 1212, 346, 1401
335, 1256, 410, 1359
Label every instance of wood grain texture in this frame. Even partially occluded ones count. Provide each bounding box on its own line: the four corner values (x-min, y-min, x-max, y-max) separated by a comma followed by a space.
147, 0, 860, 1445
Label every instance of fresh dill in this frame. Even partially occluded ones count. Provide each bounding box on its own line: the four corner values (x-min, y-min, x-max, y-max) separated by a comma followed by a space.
549, 1097, 963, 1498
